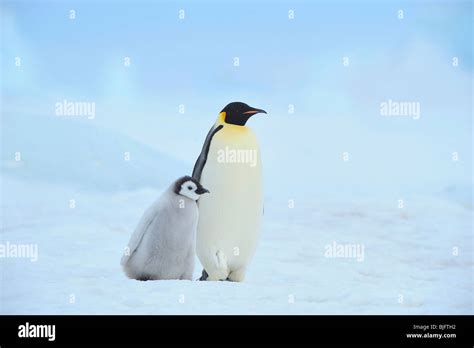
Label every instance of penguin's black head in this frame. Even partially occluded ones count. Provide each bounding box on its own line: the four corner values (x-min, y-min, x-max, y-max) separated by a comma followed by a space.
220, 102, 267, 126
174, 175, 209, 201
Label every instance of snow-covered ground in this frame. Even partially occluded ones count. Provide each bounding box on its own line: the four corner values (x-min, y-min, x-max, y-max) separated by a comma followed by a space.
1, 174, 472, 314
1, 107, 473, 315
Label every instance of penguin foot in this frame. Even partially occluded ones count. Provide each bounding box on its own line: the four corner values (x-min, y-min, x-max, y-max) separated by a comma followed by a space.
198, 269, 231, 281
227, 268, 246, 282
198, 269, 209, 281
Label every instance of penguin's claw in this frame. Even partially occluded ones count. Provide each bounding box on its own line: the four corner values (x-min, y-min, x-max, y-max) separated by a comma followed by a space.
198, 269, 209, 281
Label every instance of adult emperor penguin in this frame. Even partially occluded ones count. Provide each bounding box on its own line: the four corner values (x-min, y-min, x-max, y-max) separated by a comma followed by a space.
193, 102, 266, 282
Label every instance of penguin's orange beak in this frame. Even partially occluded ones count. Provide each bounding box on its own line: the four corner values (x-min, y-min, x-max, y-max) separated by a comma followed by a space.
243, 108, 267, 115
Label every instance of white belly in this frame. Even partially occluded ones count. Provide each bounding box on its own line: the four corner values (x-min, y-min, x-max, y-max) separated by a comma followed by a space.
196, 126, 263, 278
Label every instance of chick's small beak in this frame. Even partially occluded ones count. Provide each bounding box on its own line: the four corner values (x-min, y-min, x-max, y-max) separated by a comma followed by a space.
196, 187, 210, 194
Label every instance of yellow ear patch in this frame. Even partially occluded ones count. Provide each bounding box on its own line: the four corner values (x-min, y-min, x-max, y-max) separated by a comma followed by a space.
218, 112, 226, 124
216, 112, 248, 133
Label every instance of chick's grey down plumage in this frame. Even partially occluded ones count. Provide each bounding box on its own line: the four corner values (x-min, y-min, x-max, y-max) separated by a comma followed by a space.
120, 182, 199, 280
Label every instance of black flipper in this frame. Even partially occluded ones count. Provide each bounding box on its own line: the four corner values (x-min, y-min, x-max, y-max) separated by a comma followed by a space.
194, 124, 224, 282
192, 124, 224, 182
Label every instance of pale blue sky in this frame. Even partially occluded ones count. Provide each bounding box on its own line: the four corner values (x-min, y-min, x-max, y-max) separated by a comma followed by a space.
1, 0, 472, 197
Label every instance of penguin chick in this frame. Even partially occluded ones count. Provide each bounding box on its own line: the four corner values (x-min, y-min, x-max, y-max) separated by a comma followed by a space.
121, 176, 209, 281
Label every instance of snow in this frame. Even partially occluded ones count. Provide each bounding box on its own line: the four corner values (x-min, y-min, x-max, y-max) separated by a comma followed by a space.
2, 112, 186, 191
0, 102, 472, 315
1, 174, 472, 314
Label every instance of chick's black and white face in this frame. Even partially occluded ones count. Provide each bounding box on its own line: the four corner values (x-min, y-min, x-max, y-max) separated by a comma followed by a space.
174, 176, 209, 201
179, 180, 199, 201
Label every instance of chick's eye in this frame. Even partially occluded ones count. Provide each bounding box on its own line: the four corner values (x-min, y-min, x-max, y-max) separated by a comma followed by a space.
187, 186, 193, 190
